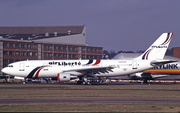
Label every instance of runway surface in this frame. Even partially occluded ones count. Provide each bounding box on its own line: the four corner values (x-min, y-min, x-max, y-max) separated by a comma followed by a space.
1, 97, 180, 104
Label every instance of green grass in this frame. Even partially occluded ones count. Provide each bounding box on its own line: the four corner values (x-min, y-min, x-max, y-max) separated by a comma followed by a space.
1, 83, 180, 112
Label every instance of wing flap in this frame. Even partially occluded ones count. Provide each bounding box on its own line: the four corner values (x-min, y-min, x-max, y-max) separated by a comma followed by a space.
62, 66, 114, 76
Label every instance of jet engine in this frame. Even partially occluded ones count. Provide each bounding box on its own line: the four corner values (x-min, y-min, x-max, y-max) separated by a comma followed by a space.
57, 73, 77, 82
130, 72, 152, 80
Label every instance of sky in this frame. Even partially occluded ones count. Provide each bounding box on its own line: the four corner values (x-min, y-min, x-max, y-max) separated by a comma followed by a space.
0, 0, 180, 52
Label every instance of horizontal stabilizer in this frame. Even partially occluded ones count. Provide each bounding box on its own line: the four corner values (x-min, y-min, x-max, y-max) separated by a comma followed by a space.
150, 60, 177, 66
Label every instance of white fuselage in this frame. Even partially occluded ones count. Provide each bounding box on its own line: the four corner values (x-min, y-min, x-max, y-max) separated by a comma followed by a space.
2, 59, 153, 78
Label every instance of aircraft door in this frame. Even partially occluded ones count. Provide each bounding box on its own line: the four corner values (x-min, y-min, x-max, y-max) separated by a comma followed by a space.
19, 63, 25, 71
43, 63, 48, 71
132, 61, 137, 69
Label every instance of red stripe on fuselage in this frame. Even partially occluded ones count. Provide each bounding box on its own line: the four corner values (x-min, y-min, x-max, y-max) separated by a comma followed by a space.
34, 66, 46, 78
92, 60, 101, 65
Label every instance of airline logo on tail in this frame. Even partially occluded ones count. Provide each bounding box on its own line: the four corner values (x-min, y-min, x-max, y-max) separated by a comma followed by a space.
141, 33, 173, 60
142, 49, 153, 60
161, 33, 173, 45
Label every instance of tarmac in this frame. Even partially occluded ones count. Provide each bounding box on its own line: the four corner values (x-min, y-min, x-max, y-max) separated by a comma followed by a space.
1, 97, 180, 104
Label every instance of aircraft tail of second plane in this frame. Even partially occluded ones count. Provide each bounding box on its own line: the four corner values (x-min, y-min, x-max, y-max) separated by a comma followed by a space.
135, 33, 173, 60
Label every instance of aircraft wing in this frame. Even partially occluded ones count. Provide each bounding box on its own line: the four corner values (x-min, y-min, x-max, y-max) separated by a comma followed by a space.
62, 66, 114, 77
150, 60, 177, 66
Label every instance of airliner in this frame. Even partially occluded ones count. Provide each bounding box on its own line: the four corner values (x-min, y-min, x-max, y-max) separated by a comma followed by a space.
113, 53, 180, 82
1, 33, 175, 84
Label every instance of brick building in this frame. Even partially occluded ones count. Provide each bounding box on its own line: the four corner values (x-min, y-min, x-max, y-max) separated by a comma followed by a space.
173, 47, 180, 59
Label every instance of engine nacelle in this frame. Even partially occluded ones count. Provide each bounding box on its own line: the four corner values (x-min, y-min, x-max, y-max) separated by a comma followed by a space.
57, 73, 77, 82
130, 72, 152, 80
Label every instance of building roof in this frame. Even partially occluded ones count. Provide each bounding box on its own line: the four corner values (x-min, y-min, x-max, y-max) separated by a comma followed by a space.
0, 26, 85, 40
0, 26, 84, 34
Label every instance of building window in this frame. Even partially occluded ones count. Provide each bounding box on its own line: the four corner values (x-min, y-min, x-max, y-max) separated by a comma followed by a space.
95, 49, 98, 53
15, 43, 20, 48
9, 43, 14, 48
48, 53, 52, 57
9, 51, 14, 56
63, 54, 67, 58
54, 46, 58, 51
82, 48, 86, 52
86, 48, 90, 52
3, 51, 8, 56
82, 55, 85, 59
99, 55, 102, 59
63, 47, 67, 51
58, 46, 62, 51
3, 43, 8, 48
27, 44, 31, 49
15, 59, 20, 62
54, 53, 58, 58
48, 46, 52, 50
90, 48, 94, 52
72, 54, 76, 59
32, 45, 37, 49
68, 47, 72, 51
90, 55, 94, 59
72, 47, 77, 51
21, 44, 26, 48
21, 52, 26, 56
27, 52, 32, 56
15, 51, 20, 56
43, 53, 47, 57
3, 59, 8, 67
99, 49, 102, 53
9, 59, 14, 63
68, 54, 72, 58
32, 52, 37, 57
43, 45, 48, 50
58, 53, 62, 58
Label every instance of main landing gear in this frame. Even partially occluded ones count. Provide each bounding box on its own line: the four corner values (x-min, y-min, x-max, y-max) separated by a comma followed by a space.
77, 76, 91, 85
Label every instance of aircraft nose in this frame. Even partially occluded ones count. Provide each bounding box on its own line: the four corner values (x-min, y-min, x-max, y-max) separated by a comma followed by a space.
1, 67, 9, 74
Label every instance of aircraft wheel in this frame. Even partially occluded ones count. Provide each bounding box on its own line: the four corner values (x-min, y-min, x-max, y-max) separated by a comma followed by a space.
23, 81, 26, 85
83, 81, 86, 85
87, 81, 91, 85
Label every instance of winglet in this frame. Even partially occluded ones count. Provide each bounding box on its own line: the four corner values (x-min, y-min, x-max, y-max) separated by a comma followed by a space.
135, 33, 173, 60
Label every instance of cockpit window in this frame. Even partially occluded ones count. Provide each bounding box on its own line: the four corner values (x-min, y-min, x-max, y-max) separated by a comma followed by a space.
8, 65, 13, 67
